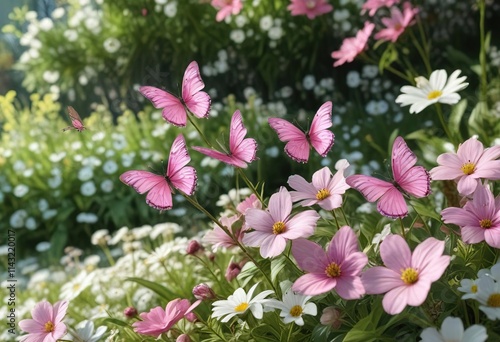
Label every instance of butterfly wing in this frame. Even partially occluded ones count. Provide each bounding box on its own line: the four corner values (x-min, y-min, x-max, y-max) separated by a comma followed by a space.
192, 146, 242, 167
139, 86, 187, 127
391, 136, 431, 198
62, 106, 85, 132
120, 170, 173, 210
228, 110, 257, 167
182, 61, 211, 119
346, 175, 408, 218
308, 101, 334, 157
167, 134, 197, 195
268, 118, 310, 163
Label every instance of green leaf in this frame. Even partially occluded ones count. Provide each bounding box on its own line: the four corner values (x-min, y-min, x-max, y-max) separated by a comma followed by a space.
270, 256, 287, 283
448, 99, 467, 143
379, 44, 399, 73
101, 317, 129, 327
468, 101, 488, 141
126, 277, 177, 300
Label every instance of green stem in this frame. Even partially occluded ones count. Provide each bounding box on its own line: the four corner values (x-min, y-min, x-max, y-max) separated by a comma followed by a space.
196, 315, 229, 341
399, 218, 406, 240
192, 254, 226, 290
360, 53, 412, 82
479, 0, 488, 102
339, 207, 350, 227
187, 115, 212, 146
101, 245, 115, 266
435, 103, 455, 145
331, 210, 341, 230
237, 168, 265, 204
411, 20, 432, 74
286, 323, 294, 341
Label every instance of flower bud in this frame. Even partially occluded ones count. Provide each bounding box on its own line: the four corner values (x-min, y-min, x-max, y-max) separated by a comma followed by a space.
185, 312, 197, 323
186, 240, 202, 255
225, 260, 246, 282
192, 283, 216, 300
123, 306, 138, 318
176, 334, 191, 342
320, 306, 342, 329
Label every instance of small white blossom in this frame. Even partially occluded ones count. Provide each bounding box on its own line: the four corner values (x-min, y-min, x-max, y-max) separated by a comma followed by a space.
103, 37, 121, 53
78, 166, 94, 181
81, 181, 97, 196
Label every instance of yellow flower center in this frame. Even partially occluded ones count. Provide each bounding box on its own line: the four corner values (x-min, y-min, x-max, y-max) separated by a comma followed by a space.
487, 293, 500, 307
272, 221, 286, 235
316, 188, 330, 200
480, 219, 492, 229
471, 285, 478, 293
427, 90, 443, 100
235, 302, 249, 312
401, 267, 419, 284
461, 162, 475, 175
325, 262, 341, 278
44, 321, 55, 333
306, 0, 316, 9
290, 305, 303, 317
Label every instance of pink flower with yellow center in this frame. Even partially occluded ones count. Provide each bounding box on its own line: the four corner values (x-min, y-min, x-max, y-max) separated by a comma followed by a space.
19, 300, 68, 342
287, 0, 333, 20
361, 235, 450, 315
430, 137, 500, 196
211, 0, 243, 22
242, 187, 320, 258
374, 3, 419, 43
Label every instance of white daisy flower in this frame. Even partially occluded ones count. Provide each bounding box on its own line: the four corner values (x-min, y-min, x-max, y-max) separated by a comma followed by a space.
264, 289, 317, 326
420, 316, 487, 342
60, 271, 95, 301
212, 283, 274, 323
395, 69, 469, 114
476, 277, 500, 320
73, 320, 107, 342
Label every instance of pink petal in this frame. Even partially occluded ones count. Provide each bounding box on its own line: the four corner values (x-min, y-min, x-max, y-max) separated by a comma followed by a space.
461, 225, 486, 244
32, 302, 53, 324
457, 138, 484, 164
478, 145, 500, 163
19, 319, 43, 334
411, 238, 445, 272
52, 301, 68, 324
292, 273, 336, 296
484, 228, 500, 248
474, 160, 500, 179
283, 210, 319, 239
382, 285, 410, 315
457, 175, 479, 196
405, 281, 431, 306
335, 276, 365, 299
242, 230, 269, 248
379, 235, 411, 271
260, 234, 287, 258
341, 251, 368, 276
327, 226, 360, 262
288, 174, 317, 197
244, 209, 274, 232
268, 187, 292, 222
312, 167, 333, 189
441, 207, 480, 227
20, 333, 48, 342
362, 267, 403, 294
292, 238, 329, 273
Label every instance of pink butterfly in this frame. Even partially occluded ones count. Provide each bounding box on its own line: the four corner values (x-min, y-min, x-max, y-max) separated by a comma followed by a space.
268, 101, 334, 163
346, 136, 431, 218
120, 134, 197, 211
192, 110, 257, 168
62, 106, 86, 132
139, 61, 211, 127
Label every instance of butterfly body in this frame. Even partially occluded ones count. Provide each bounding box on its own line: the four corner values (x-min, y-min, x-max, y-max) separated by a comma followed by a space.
192, 110, 257, 168
62, 106, 86, 132
120, 134, 197, 211
269, 101, 334, 163
346, 136, 431, 218
139, 61, 211, 127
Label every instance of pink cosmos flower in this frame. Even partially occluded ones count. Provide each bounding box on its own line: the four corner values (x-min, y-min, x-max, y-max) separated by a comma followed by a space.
430, 137, 500, 196
19, 300, 68, 342
361, 0, 400, 16
441, 183, 500, 248
361, 235, 450, 315
374, 3, 419, 43
288, 164, 350, 211
236, 193, 262, 215
242, 187, 320, 258
331, 22, 375, 67
291, 226, 368, 299
211, 0, 243, 22
133, 299, 199, 338
203, 215, 243, 250
287, 0, 333, 20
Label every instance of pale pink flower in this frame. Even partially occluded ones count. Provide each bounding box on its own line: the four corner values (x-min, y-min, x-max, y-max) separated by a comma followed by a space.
361, 235, 450, 315
211, 0, 243, 22
133, 299, 199, 338
430, 137, 500, 196
362, 0, 400, 16
374, 3, 418, 43
331, 22, 375, 67
288, 165, 350, 210
287, 0, 333, 20
291, 226, 368, 299
19, 300, 68, 342
441, 183, 500, 248
242, 187, 320, 258
203, 215, 243, 250
236, 193, 262, 215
